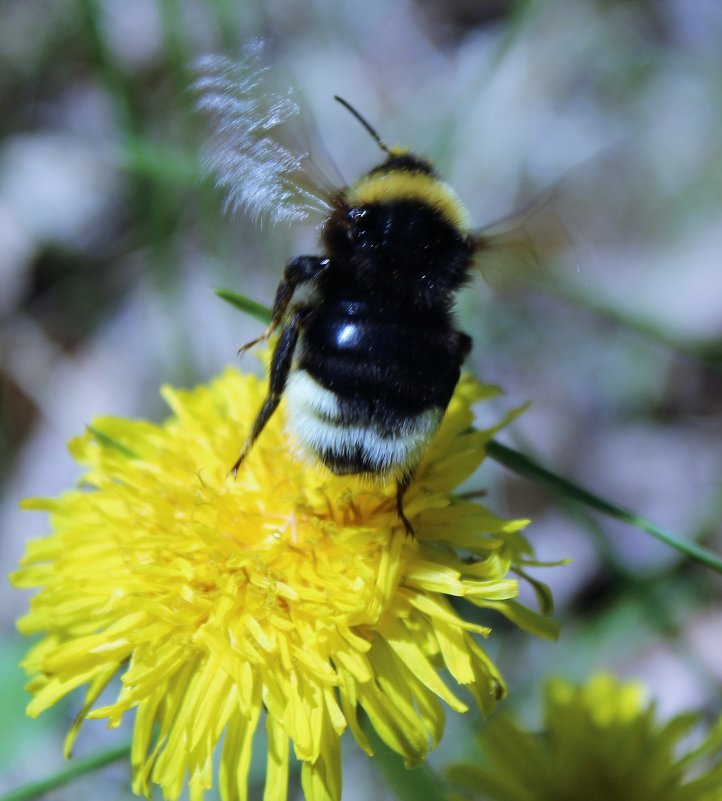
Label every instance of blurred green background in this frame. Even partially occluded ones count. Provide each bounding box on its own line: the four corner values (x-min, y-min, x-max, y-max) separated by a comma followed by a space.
1, 0, 721, 798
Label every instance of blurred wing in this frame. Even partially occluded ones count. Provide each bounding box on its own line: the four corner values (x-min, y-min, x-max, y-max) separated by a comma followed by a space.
194, 42, 335, 225
472, 188, 577, 291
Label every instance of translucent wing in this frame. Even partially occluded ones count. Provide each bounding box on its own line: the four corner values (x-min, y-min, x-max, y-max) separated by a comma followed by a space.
472, 188, 578, 291
194, 42, 335, 225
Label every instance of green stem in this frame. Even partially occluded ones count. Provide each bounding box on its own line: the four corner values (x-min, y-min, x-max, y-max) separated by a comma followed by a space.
76, 0, 137, 133
77, 0, 177, 287
156, 0, 191, 94
0, 742, 131, 801
485, 439, 722, 574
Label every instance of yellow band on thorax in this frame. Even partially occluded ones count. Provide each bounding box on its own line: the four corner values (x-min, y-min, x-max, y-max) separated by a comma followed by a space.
347, 170, 471, 232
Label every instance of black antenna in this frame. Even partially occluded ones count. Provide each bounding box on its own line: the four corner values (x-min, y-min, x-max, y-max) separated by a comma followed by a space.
334, 96, 390, 155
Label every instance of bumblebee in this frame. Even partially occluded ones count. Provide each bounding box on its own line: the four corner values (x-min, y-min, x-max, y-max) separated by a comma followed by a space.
196, 48, 557, 534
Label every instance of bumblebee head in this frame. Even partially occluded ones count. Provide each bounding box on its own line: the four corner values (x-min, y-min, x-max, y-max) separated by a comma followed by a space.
323, 97, 472, 293
333, 97, 470, 235
369, 148, 435, 177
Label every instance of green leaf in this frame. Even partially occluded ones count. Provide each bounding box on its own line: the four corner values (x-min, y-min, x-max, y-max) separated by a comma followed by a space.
485, 439, 722, 575
214, 288, 273, 324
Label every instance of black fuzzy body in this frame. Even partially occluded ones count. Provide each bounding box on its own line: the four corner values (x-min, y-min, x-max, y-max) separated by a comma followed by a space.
233, 153, 478, 501
286, 195, 475, 477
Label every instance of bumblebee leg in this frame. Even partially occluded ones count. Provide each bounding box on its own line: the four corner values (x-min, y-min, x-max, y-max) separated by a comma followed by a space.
395, 473, 416, 537
238, 256, 329, 354
231, 311, 302, 475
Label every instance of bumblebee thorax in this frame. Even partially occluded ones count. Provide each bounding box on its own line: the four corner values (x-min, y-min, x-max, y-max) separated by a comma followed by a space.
345, 150, 471, 234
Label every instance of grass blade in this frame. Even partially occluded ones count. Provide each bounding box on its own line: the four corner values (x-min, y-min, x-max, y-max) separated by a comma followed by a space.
214, 288, 273, 324
0, 742, 131, 801
485, 439, 722, 574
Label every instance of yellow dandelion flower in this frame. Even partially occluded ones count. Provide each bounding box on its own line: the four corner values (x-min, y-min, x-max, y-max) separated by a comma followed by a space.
13, 366, 557, 801
448, 673, 722, 801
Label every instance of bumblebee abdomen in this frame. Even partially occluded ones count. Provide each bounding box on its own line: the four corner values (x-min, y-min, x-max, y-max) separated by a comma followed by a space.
283, 306, 468, 477
300, 304, 464, 411
284, 369, 443, 477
